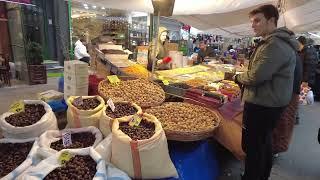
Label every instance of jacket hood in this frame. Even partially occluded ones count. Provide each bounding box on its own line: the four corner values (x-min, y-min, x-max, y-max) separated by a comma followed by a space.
158, 26, 168, 42
266, 27, 300, 51
75, 40, 82, 47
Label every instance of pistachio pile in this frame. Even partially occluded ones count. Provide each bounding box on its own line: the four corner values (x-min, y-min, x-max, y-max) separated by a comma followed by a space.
145, 102, 219, 132
98, 79, 165, 108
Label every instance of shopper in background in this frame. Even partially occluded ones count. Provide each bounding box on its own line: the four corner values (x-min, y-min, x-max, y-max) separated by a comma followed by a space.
233, 4, 298, 180
74, 37, 91, 65
297, 36, 319, 100
195, 41, 214, 64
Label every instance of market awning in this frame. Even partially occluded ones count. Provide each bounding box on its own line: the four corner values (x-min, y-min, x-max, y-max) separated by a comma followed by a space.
71, 0, 320, 36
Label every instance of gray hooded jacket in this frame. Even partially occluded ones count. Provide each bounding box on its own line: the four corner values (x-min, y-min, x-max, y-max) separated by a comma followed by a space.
236, 27, 299, 107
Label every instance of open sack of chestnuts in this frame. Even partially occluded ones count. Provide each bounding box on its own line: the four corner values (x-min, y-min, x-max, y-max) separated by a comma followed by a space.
37, 126, 103, 158
18, 148, 130, 180
66, 96, 105, 128
0, 100, 58, 139
99, 101, 142, 137
0, 138, 39, 180
111, 113, 178, 179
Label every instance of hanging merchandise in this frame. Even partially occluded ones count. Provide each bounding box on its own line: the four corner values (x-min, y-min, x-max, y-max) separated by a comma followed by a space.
0, 100, 58, 139
111, 113, 178, 179
66, 96, 105, 128
0, 138, 39, 180
37, 126, 103, 158
18, 148, 131, 180
99, 101, 142, 137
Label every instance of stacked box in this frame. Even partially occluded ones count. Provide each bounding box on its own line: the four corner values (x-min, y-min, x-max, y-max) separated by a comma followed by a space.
64, 60, 89, 100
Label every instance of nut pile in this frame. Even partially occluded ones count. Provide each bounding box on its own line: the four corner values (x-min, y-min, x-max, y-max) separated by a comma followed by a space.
119, 119, 155, 140
50, 132, 96, 151
44, 155, 96, 180
72, 97, 100, 110
5, 104, 46, 127
106, 102, 137, 118
145, 102, 219, 132
0, 142, 34, 178
98, 79, 165, 107
100, 49, 126, 54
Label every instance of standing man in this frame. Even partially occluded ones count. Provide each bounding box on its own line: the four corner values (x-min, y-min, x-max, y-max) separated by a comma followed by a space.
195, 41, 214, 64
233, 4, 299, 180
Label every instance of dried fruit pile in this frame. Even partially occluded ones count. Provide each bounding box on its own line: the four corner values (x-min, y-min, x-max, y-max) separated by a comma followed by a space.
5, 104, 46, 127
44, 155, 96, 180
105, 102, 137, 119
119, 119, 155, 140
72, 97, 100, 110
145, 102, 219, 132
98, 79, 165, 107
0, 142, 34, 178
50, 132, 96, 151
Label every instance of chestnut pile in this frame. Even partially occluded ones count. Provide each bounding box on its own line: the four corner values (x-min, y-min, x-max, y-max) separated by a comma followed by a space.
119, 119, 155, 140
5, 104, 46, 127
50, 132, 96, 151
105, 102, 137, 119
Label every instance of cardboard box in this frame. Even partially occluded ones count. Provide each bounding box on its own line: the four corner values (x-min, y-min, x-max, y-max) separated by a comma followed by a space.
64, 83, 88, 100
64, 72, 89, 87
64, 60, 88, 76
38, 90, 64, 102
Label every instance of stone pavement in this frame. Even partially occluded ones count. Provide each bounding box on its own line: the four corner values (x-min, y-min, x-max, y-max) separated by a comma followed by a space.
0, 77, 319, 180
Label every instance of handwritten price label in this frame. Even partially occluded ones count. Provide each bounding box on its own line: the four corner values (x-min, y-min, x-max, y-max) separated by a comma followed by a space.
59, 151, 73, 165
62, 131, 72, 147
129, 114, 142, 127
107, 75, 120, 85
9, 101, 25, 113
107, 98, 115, 112
162, 80, 170, 86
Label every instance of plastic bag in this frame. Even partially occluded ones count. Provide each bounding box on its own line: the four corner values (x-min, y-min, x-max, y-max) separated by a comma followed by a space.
37, 126, 103, 158
0, 138, 39, 180
18, 148, 130, 180
0, 100, 58, 139
94, 134, 112, 163
99, 101, 142, 137
66, 96, 105, 128
306, 90, 314, 105
111, 113, 178, 179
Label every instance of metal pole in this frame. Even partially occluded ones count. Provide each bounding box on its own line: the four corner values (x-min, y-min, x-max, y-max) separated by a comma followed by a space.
151, 11, 160, 77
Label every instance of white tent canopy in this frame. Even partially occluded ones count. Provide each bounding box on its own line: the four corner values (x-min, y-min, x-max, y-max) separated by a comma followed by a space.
72, 0, 320, 37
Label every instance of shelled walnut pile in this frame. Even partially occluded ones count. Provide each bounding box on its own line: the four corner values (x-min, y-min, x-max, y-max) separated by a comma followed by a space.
98, 79, 165, 108
145, 102, 220, 132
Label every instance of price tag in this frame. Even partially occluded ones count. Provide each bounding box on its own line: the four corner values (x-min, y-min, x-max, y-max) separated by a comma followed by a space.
59, 151, 73, 165
162, 80, 170, 86
9, 101, 25, 113
73, 96, 83, 106
62, 131, 72, 147
107, 75, 121, 85
107, 98, 115, 112
129, 114, 142, 127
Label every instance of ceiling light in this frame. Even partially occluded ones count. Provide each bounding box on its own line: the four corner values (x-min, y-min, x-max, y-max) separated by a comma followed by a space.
84, 6, 89, 9
101, 7, 105, 10
83, 3, 88, 7
92, 5, 96, 9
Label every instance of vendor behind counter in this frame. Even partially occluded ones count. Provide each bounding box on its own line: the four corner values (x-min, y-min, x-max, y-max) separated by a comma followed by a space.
196, 41, 215, 65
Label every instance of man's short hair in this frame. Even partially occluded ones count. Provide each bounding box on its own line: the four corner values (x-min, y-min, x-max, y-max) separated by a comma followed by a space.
297, 36, 307, 45
199, 41, 206, 45
249, 4, 279, 26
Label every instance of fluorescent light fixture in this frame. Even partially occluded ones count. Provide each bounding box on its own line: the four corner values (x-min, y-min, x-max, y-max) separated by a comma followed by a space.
84, 6, 89, 9
92, 5, 96, 9
101, 7, 105, 10
83, 3, 88, 6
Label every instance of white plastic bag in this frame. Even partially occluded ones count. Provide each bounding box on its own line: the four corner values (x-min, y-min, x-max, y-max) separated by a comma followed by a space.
95, 134, 112, 162
111, 113, 178, 179
306, 90, 314, 105
0, 138, 39, 180
99, 101, 142, 137
0, 100, 58, 139
67, 96, 105, 128
38, 126, 103, 158
19, 148, 130, 180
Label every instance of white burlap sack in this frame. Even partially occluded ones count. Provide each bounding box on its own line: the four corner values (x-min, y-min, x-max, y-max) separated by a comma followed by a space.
111, 113, 178, 179
0, 100, 58, 139
37, 126, 103, 158
99, 101, 142, 137
67, 96, 105, 128
95, 134, 112, 162
18, 148, 130, 180
0, 138, 39, 180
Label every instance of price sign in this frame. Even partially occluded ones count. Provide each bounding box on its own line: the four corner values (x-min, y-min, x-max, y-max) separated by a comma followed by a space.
9, 101, 25, 113
107, 75, 120, 85
62, 131, 72, 147
107, 98, 115, 112
162, 80, 170, 86
73, 96, 83, 106
129, 114, 142, 127
59, 151, 73, 165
